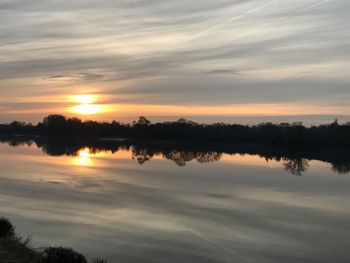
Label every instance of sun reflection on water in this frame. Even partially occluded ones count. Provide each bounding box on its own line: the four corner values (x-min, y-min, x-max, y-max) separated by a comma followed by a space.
71, 148, 114, 167
72, 148, 94, 166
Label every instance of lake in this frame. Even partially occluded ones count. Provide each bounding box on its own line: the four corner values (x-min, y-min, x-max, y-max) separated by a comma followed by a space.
0, 138, 349, 263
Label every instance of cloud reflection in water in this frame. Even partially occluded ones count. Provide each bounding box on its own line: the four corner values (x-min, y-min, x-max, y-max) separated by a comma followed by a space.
0, 140, 349, 262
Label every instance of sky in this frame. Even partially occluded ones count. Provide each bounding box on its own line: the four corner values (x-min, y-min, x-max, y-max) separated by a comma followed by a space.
0, 0, 349, 124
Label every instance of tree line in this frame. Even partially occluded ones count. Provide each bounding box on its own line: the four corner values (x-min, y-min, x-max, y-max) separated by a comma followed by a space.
0, 114, 349, 148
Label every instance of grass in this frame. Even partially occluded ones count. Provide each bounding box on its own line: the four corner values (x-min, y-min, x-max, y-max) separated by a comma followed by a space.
0, 218, 107, 263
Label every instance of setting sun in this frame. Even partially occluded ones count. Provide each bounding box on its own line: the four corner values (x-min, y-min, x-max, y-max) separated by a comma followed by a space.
75, 95, 96, 104
73, 104, 103, 115
68, 94, 106, 115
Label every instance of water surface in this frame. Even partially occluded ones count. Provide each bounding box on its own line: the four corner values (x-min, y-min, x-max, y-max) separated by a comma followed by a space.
0, 139, 349, 262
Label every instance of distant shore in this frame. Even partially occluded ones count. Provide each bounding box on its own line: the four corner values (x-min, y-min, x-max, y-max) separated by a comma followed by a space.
0, 114, 349, 148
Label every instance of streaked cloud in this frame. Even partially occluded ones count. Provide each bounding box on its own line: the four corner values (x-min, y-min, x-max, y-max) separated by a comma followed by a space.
0, 0, 349, 122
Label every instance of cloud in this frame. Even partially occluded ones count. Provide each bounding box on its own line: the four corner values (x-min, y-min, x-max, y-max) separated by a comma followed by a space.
0, 0, 349, 121
206, 69, 243, 75
1, 147, 350, 262
45, 72, 106, 82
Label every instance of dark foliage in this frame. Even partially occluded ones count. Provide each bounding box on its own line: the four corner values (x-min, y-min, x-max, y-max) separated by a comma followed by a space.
0, 217, 15, 238
0, 218, 108, 263
0, 218, 41, 263
42, 247, 87, 263
0, 115, 349, 148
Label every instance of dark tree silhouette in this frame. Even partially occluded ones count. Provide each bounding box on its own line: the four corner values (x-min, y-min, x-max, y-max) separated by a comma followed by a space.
283, 158, 309, 176
0, 114, 349, 149
133, 116, 151, 126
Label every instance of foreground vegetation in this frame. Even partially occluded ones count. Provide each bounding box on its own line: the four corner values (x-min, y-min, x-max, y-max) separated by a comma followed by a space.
0, 218, 106, 263
0, 115, 349, 148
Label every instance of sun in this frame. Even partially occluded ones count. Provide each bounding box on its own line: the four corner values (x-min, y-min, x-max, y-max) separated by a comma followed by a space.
73, 104, 102, 115
70, 94, 104, 115
75, 95, 96, 104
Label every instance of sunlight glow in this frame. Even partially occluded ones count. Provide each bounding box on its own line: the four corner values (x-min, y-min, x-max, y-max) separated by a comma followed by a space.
72, 148, 94, 166
75, 95, 96, 104
71, 148, 110, 167
74, 156, 93, 166
79, 148, 92, 158
73, 104, 103, 115
69, 94, 108, 115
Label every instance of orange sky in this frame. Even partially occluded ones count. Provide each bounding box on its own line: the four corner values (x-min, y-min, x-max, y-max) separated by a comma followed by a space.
0, 0, 348, 124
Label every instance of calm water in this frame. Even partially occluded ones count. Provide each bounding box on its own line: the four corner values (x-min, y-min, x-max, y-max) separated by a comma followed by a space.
0, 139, 349, 263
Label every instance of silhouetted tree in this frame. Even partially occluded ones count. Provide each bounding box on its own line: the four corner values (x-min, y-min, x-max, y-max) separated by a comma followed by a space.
43, 114, 68, 136
133, 116, 151, 126
283, 158, 309, 176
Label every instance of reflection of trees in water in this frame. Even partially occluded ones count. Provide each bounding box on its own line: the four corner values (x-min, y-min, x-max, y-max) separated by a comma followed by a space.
9, 140, 33, 147
195, 152, 222, 163
332, 164, 350, 174
41, 143, 78, 156
131, 148, 154, 164
0, 137, 34, 147
131, 148, 222, 166
282, 158, 309, 176
265, 156, 282, 163
1, 137, 349, 175
162, 151, 222, 166
162, 151, 196, 166
264, 156, 310, 176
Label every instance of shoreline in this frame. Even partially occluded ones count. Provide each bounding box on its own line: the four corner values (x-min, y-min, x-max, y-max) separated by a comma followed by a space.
0, 218, 106, 263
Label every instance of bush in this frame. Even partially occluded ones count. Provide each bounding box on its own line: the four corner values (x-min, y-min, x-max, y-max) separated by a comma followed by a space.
42, 247, 87, 263
0, 217, 15, 238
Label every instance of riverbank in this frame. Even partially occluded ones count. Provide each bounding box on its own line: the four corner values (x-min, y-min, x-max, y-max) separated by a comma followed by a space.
0, 218, 106, 263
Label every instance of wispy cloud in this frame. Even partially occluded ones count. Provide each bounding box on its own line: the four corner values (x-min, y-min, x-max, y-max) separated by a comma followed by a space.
0, 0, 348, 122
